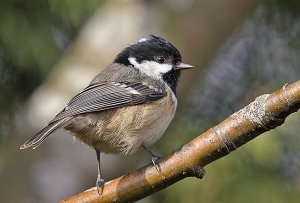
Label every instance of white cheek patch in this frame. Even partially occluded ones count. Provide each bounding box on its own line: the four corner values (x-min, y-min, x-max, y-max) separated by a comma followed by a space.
128, 57, 173, 79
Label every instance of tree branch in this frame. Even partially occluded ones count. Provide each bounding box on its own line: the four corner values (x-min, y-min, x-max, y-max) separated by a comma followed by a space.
59, 80, 300, 203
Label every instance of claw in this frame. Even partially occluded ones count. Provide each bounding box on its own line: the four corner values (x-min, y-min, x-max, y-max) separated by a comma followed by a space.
142, 145, 162, 171
96, 178, 105, 194
151, 156, 161, 171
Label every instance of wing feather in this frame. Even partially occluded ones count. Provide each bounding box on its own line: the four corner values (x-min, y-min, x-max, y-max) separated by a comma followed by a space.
50, 82, 166, 123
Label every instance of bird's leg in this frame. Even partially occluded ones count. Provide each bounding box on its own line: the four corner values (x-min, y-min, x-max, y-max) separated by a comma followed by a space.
142, 145, 162, 172
95, 148, 105, 194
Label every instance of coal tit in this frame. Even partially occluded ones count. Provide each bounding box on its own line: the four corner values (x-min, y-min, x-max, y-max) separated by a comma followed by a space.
20, 35, 193, 190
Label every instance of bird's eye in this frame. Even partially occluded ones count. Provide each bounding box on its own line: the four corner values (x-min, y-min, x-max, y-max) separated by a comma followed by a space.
156, 56, 165, 64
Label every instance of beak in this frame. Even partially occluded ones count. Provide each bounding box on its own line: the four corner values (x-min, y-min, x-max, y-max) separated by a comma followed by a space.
174, 62, 194, 70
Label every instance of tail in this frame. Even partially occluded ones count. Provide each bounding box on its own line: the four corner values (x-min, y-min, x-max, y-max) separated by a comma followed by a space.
20, 118, 71, 150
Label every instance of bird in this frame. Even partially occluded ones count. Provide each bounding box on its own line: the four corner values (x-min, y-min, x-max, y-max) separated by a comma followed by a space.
20, 35, 193, 190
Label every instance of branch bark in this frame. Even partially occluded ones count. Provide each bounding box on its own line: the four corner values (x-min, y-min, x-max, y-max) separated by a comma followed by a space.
59, 80, 300, 203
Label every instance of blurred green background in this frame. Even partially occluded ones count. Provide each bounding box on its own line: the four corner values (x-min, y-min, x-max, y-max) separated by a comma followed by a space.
0, 0, 300, 202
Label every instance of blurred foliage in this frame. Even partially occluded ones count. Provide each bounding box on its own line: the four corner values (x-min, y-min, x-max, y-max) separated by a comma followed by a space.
0, 44, 42, 143
0, 0, 107, 142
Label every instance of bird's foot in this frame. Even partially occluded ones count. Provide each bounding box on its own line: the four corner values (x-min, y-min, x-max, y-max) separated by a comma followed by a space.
151, 152, 162, 172
96, 177, 105, 195
142, 145, 162, 172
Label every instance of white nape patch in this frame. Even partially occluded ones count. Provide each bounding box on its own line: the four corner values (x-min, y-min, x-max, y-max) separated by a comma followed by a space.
128, 57, 173, 80
138, 37, 148, 42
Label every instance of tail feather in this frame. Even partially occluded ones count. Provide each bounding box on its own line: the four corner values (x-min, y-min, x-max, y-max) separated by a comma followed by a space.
20, 118, 71, 149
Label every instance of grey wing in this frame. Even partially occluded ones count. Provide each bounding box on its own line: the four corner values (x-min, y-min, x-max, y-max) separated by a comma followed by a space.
50, 81, 166, 123
20, 81, 166, 150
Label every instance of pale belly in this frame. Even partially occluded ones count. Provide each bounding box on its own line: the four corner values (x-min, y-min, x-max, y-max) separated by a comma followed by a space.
66, 87, 177, 155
